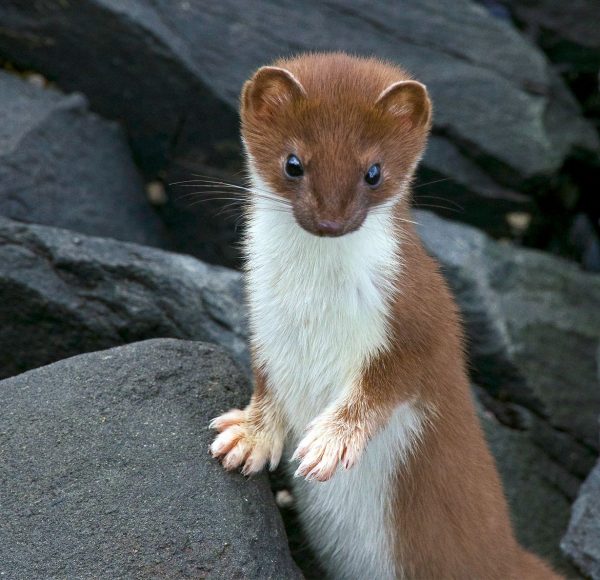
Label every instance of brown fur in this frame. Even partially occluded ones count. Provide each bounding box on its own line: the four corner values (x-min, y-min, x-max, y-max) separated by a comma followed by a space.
212, 53, 562, 579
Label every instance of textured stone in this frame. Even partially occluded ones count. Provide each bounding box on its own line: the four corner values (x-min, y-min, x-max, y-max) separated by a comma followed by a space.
479, 401, 577, 575
0, 217, 246, 379
0, 0, 596, 254
498, 0, 600, 74
0, 210, 594, 576
2, 208, 596, 470
0, 70, 168, 247
417, 210, 600, 459
0, 339, 301, 579
562, 459, 600, 579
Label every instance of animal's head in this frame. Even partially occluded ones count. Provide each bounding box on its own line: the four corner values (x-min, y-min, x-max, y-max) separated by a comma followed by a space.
240, 53, 432, 237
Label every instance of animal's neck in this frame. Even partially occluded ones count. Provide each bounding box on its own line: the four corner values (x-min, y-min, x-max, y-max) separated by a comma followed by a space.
244, 168, 403, 283
245, 195, 402, 301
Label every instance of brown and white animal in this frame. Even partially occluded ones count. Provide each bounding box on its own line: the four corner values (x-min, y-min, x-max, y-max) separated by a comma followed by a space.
210, 52, 561, 579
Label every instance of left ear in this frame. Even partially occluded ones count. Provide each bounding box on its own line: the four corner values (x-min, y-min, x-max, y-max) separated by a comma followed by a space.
375, 80, 432, 129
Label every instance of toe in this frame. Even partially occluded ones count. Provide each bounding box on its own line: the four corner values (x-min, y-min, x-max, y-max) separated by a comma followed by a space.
242, 447, 269, 476
295, 443, 326, 478
209, 409, 245, 432
222, 438, 251, 470
269, 439, 284, 471
210, 425, 244, 457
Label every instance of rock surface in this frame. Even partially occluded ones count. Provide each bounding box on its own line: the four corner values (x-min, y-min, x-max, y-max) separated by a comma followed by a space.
0, 0, 597, 254
0, 217, 247, 379
482, 401, 575, 573
417, 210, 600, 480
0, 339, 301, 579
0, 70, 168, 248
562, 459, 600, 579
498, 0, 600, 75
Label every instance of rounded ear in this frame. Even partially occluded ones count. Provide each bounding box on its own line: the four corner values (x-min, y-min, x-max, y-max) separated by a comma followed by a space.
241, 66, 307, 119
375, 80, 432, 129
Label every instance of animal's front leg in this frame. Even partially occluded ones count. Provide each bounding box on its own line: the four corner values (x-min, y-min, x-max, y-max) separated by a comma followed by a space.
292, 387, 391, 482
210, 370, 285, 476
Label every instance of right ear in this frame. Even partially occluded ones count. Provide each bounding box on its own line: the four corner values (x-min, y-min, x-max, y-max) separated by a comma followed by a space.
375, 80, 431, 130
241, 66, 307, 119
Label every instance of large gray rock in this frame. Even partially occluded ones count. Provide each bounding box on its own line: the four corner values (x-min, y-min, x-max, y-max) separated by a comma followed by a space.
0, 216, 246, 379
0, 339, 301, 579
479, 402, 577, 575
562, 459, 600, 579
0, 70, 168, 248
417, 210, 600, 476
0, 0, 596, 235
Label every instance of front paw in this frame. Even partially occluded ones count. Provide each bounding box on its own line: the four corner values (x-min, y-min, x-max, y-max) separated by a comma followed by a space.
209, 408, 283, 476
292, 412, 367, 482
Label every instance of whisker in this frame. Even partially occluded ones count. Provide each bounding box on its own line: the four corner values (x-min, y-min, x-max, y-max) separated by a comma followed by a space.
185, 195, 249, 208
176, 189, 292, 209
413, 202, 462, 214
415, 194, 464, 211
187, 174, 293, 204
174, 182, 293, 208
368, 209, 420, 226
182, 196, 247, 206
388, 217, 420, 226
176, 191, 247, 202
414, 177, 452, 189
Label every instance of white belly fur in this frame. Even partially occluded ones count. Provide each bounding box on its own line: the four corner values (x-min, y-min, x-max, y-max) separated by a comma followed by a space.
246, 172, 423, 579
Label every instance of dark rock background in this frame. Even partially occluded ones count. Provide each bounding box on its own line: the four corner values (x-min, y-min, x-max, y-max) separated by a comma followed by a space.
0, 70, 169, 248
1, 0, 599, 270
0, 1, 598, 578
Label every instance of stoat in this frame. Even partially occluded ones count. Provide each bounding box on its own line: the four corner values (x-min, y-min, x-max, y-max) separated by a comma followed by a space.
210, 52, 561, 580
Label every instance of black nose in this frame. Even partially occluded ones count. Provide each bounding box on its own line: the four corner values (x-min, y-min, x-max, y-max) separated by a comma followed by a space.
316, 220, 345, 236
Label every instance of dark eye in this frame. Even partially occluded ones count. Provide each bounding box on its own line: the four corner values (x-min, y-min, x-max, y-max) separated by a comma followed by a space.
284, 154, 304, 178
364, 163, 381, 187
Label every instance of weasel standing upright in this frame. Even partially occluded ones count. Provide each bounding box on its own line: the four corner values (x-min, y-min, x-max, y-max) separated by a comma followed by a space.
210, 53, 561, 579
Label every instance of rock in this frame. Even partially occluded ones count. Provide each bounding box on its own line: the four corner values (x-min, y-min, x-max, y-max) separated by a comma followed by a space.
562, 459, 600, 579
2, 208, 596, 469
570, 212, 600, 273
0, 0, 596, 255
0, 70, 169, 248
417, 210, 600, 475
0, 0, 239, 176
497, 0, 600, 76
0, 339, 301, 579
478, 400, 577, 575
0, 217, 247, 379
160, 162, 246, 269
414, 135, 535, 239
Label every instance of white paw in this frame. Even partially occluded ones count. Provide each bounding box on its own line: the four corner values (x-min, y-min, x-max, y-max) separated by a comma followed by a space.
291, 412, 367, 482
209, 408, 283, 476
